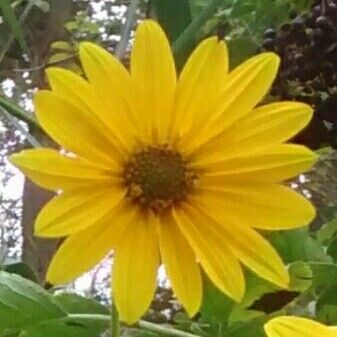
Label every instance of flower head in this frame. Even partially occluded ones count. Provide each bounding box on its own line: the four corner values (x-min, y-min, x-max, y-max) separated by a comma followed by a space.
10, 20, 317, 324
264, 316, 337, 337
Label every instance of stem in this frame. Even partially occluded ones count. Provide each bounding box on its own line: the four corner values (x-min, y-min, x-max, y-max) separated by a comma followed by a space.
0, 106, 42, 148
110, 301, 120, 337
115, 0, 139, 60
138, 320, 199, 337
0, 96, 41, 130
0, 0, 35, 64
69, 314, 199, 337
172, 0, 225, 59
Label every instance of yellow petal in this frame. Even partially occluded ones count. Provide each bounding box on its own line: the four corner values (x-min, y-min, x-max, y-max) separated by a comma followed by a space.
197, 144, 317, 182
47, 67, 99, 115
79, 41, 130, 105
192, 197, 289, 289
47, 202, 136, 284
328, 327, 337, 335
180, 53, 280, 154
131, 20, 176, 143
34, 90, 124, 165
113, 211, 159, 324
78, 43, 138, 146
264, 316, 331, 337
35, 185, 125, 237
9, 148, 116, 190
158, 212, 202, 316
196, 182, 315, 230
46, 67, 133, 153
173, 205, 245, 302
192, 101, 313, 160
170, 37, 228, 141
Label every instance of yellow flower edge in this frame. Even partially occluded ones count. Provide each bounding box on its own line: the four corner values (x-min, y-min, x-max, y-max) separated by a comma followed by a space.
265, 316, 337, 337
9, 19, 318, 324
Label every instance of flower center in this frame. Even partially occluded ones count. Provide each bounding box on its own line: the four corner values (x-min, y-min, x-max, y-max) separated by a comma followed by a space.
123, 144, 198, 213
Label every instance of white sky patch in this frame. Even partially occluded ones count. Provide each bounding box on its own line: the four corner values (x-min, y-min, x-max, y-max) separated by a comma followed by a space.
1, 79, 15, 97
3, 167, 24, 200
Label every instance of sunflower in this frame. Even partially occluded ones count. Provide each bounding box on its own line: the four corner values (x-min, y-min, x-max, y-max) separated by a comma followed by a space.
10, 20, 317, 324
264, 316, 337, 337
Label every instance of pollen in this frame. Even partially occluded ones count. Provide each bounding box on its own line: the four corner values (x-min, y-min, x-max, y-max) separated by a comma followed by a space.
123, 144, 199, 213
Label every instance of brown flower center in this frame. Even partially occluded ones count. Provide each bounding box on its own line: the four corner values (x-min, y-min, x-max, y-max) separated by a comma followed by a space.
123, 144, 198, 213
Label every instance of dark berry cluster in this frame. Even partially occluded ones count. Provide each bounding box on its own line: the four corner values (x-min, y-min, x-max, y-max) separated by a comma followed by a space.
260, 0, 337, 149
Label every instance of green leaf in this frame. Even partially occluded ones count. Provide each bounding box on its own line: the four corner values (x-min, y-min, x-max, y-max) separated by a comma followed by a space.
53, 293, 109, 315
0, 1, 28, 52
227, 37, 258, 69
310, 262, 337, 294
200, 272, 279, 332
318, 218, 337, 245
288, 261, 313, 292
3, 262, 38, 283
268, 229, 330, 263
316, 283, 337, 323
47, 52, 71, 64
238, 272, 277, 309
199, 279, 234, 335
172, 0, 225, 70
50, 41, 73, 52
227, 262, 311, 320
152, 0, 192, 42
0, 271, 65, 332
225, 314, 278, 337
189, 0, 210, 18
0, 272, 109, 337
327, 236, 337, 262
19, 318, 108, 337
200, 280, 234, 322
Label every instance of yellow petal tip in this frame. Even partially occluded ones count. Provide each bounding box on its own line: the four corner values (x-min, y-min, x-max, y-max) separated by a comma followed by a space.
234, 290, 245, 303
257, 52, 281, 75
135, 19, 167, 40
184, 298, 202, 318
78, 41, 100, 60
261, 51, 280, 63
7, 153, 20, 166
8, 151, 29, 169
307, 201, 317, 224
45, 66, 60, 76
277, 271, 291, 290
79, 41, 95, 51
46, 269, 60, 285
33, 226, 50, 238
139, 19, 161, 29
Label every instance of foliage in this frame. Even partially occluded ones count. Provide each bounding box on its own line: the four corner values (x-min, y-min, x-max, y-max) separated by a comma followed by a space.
0, 0, 28, 52
0, 272, 109, 337
152, 0, 192, 42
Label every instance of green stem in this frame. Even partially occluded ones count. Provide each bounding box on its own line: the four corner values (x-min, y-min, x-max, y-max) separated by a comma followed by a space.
138, 320, 199, 337
0, 0, 35, 64
172, 0, 225, 60
110, 301, 120, 337
69, 314, 199, 337
0, 106, 42, 147
0, 96, 41, 130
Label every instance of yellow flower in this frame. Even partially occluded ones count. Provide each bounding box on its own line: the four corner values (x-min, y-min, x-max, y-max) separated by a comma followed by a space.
264, 316, 337, 337
10, 20, 317, 324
